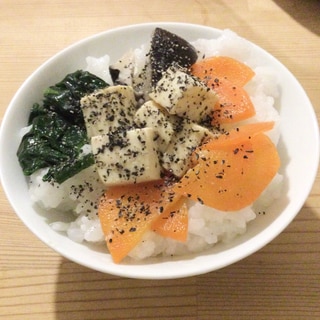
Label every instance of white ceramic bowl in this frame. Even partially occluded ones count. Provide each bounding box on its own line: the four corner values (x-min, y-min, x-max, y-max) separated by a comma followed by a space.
0, 22, 319, 279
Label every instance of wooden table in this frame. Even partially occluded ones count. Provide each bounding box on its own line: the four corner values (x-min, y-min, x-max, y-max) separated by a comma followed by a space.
1, 1, 319, 319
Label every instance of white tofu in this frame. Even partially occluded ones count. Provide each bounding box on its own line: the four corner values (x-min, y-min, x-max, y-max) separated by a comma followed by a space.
134, 100, 175, 153
80, 85, 137, 138
162, 120, 214, 177
91, 127, 161, 186
149, 67, 218, 123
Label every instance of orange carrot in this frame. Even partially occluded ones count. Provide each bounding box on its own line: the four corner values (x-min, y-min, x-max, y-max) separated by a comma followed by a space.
98, 180, 185, 263
190, 56, 255, 87
203, 121, 275, 149
191, 56, 256, 124
210, 78, 256, 124
152, 196, 188, 242
173, 122, 280, 211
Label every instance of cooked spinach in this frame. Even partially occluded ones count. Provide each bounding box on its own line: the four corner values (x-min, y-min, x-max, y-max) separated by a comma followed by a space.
17, 70, 108, 184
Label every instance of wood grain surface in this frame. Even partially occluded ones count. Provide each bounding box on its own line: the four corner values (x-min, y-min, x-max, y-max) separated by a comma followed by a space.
1, 0, 319, 319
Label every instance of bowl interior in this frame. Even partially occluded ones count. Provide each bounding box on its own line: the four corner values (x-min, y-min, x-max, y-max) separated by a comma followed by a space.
0, 22, 319, 279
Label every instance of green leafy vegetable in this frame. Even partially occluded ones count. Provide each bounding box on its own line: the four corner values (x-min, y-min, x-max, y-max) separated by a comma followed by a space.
17, 70, 108, 184
43, 70, 107, 126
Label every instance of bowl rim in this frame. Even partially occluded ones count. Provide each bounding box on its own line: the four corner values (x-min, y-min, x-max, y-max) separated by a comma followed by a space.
1, 22, 319, 279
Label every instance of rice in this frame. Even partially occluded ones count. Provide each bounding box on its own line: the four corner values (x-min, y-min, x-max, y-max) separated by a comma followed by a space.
28, 29, 282, 260
30, 165, 106, 243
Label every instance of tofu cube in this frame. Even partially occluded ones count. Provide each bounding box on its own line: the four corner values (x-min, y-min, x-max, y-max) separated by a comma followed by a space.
134, 100, 175, 153
149, 67, 218, 123
162, 120, 214, 177
91, 127, 161, 186
80, 85, 137, 138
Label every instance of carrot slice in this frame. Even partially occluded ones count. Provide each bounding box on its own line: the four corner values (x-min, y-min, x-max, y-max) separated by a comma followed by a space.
152, 196, 188, 242
191, 56, 255, 87
190, 121, 275, 167
191, 56, 256, 124
202, 121, 275, 149
210, 78, 256, 123
173, 125, 280, 211
98, 180, 184, 263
